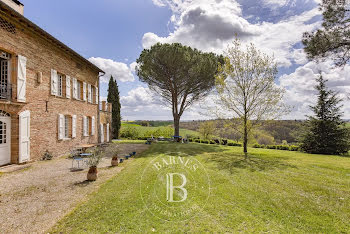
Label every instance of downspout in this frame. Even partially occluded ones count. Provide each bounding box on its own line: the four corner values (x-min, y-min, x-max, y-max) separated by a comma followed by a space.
97, 71, 105, 143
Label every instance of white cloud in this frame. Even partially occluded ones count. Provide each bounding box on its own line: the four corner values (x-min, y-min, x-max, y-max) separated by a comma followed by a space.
280, 60, 350, 119
120, 86, 207, 120
145, 0, 321, 68
129, 62, 138, 73
88, 57, 135, 83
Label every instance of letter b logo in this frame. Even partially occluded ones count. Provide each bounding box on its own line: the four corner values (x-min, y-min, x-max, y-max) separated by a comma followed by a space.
166, 173, 188, 202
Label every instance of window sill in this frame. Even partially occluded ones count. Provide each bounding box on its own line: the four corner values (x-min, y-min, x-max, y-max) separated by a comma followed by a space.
61, 138, 71, 141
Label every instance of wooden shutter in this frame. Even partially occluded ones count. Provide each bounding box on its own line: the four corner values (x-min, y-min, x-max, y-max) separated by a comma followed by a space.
19, 110, 30, 163
88, 84, 92, 103
83, 82, 87, 101
17, 55, 27, 102
51, 69, 58, 96
83, 116, 87, 136
100, 124, 104, 143
91, 116, 95, 135
95, 86, 98, 104
106, 123, 110, 142
72, 115, 77, 138
58, 114, 64, 140
72, 78, 77, 99
66, 76, 71, 99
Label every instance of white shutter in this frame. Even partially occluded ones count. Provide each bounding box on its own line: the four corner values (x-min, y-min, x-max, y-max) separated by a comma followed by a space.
51, 69, 58, 96
66, 76, 71, 99
19, 110, 30, 163
91, 116, 95, 135
58, 114, 64, 140
17, 55, 27, 102
83, 116, 87, 136
88, 84, 92, 103
72, 115, 77, 138
95, 86, 98, 104
72, 78, 77, 99
83, 82, 87, 101
106, 123, 110, 142
100, 124, 104, 143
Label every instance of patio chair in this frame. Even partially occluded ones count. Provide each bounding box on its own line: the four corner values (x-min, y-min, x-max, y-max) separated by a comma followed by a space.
71, 148, 84, 169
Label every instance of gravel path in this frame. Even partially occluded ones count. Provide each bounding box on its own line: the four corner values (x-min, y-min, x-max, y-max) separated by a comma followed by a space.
0, 144, 149, 234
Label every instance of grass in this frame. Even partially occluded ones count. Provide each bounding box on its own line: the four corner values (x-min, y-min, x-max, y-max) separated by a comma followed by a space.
51, 142, 350, 233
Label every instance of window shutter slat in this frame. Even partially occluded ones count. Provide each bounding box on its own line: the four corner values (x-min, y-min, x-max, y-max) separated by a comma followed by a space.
95, 86, 98, 104
17, 55, 27, 102
83, 82, 87, 101
91, 116, 95, 135
100, 124, 104, 143
66, 76, 71, 99
72, 115, 77, 138
51, 69, 58, 96
58, 114, 64, 140
83, 116, 87, 136
88, 84, 92, 103
72, 78, 77, 99
106, 123, 110, 142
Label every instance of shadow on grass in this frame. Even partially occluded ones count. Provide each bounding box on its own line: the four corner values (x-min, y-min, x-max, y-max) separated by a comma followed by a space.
137, 142, 228, 158
72, 180, 94, 187
208, 152, 297, 173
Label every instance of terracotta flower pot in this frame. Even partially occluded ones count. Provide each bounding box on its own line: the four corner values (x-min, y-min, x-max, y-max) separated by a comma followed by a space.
87, 166, 98, 181
111, 157, 119, 166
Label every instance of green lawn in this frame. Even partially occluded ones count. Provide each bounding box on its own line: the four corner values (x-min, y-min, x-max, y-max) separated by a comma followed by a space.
51, 143, 350, 233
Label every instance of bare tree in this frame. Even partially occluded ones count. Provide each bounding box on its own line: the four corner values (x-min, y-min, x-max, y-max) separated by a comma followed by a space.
215, 39, 289, 157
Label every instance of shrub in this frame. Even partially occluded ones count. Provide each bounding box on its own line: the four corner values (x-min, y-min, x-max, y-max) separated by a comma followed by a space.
42, 150, 53, 160
120, 127, 140, 139
266, 145, 276, 149
227, 142, 242, 147
290, 145, 299, 151
257, 134, 274, 145
194, 139, 200, 143
210, 140, 215, 144
188, 138, 193, 142
201, 140, 209, 144
253, 143, 263, 148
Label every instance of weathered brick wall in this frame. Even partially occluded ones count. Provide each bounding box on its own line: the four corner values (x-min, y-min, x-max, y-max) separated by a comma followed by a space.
0, 11, 100, 162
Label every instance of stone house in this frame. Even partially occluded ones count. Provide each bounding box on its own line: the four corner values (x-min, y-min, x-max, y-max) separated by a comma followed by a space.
0, 0, 112, 166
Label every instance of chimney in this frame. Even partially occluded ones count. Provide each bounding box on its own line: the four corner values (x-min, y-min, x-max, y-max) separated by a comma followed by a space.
1, 0, 24, 15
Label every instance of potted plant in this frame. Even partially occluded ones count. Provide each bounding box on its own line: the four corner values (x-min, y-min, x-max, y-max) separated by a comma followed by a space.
86, 150, 102, 181
111, 154, 119, 167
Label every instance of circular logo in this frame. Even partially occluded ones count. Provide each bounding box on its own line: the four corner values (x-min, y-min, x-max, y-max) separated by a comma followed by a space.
140, 153, 210, 222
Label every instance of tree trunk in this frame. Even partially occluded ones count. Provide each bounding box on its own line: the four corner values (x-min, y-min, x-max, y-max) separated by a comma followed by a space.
173, 115, 180, 137
243, 117, 248, 159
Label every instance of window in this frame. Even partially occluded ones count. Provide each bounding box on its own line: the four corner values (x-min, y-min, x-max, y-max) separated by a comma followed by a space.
0, 50, 11, 100
0, 120, 7, 144
77, 81, 81, 100
57, 74, 63, 97
64, 115, 70, 138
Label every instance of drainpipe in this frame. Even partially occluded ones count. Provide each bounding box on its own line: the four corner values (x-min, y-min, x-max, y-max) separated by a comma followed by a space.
97, 71, 105, 144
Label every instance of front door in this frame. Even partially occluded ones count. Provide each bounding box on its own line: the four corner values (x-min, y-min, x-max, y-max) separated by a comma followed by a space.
19, 110, 30, 163
0, 112, 11, 166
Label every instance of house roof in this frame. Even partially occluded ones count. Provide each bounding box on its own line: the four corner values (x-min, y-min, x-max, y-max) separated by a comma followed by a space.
0, 1, 104, 73
12, 0, 23, 6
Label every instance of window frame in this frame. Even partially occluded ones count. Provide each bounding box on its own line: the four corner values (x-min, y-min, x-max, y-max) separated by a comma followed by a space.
57, 73, 63, 97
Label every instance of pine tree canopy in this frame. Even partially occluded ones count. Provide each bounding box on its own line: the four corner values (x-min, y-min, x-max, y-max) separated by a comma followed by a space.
300, 75, 350, 155
303, 0, 350, 66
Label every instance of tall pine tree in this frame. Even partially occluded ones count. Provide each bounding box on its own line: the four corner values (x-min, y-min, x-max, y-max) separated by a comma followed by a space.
300, 75, 350, 155
107, 76, 121, 139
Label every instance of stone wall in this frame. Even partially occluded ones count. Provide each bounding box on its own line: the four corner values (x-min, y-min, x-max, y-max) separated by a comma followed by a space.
0, 9, 101, 162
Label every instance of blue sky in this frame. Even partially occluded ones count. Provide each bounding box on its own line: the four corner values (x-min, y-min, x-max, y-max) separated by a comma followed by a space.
19, 0, 350, 120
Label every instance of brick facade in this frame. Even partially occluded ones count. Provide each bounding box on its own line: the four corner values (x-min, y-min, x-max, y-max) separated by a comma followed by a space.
0, 1, 111, 164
